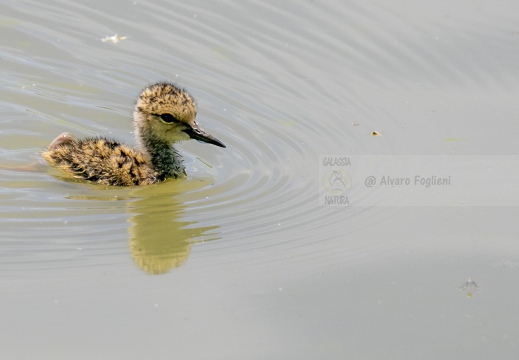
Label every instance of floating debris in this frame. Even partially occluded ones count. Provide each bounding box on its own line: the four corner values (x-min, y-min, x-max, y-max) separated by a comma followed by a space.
101, 34, 127, 44
371, 131, 381, 136
458, 276, 480, 298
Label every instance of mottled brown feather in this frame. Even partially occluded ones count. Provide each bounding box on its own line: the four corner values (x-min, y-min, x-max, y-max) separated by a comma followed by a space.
42, 136, 161, 186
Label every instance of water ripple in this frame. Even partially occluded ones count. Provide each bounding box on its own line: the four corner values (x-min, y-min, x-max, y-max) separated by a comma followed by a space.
2, 0, 517, 274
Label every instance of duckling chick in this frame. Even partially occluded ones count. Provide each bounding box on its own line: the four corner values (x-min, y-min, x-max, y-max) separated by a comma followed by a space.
42, 82, 225, 186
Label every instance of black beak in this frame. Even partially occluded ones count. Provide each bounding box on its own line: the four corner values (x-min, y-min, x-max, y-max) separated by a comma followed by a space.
183, 125, 226, 148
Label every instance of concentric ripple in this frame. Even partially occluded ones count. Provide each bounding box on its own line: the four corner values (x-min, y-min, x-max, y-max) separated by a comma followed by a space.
2, 0, 517, 275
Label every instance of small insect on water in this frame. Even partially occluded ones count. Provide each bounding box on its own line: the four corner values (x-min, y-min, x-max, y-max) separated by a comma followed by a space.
458, 276, 480, 298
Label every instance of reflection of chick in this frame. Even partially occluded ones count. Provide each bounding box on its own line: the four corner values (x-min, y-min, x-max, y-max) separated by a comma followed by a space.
130, 233, 191, 275
127, 190, 220, 275
42, 82, 225, 186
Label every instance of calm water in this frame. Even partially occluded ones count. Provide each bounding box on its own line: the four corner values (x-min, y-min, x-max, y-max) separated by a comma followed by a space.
2, 0, 519, 359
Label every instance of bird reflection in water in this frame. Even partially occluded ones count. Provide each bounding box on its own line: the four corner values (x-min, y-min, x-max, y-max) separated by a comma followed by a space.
65, 182, 220, 275
128, 188, 219, 275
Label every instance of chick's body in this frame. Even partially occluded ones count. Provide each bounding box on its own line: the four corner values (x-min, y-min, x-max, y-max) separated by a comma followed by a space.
43, 134, 166, 186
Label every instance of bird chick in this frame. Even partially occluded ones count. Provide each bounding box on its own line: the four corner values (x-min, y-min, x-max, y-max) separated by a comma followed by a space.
42, 82, 225, 186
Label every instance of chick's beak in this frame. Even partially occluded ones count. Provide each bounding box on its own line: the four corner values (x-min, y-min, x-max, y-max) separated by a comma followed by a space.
183, 124, 226, 148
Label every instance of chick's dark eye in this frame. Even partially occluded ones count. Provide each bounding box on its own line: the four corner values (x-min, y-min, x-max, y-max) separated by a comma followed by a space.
158, 113, 180, 123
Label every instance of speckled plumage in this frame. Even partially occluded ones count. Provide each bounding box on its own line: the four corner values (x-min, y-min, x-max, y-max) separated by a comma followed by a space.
42, 82, 225, 186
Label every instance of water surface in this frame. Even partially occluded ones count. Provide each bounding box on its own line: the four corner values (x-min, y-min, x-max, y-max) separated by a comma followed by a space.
1, 0, 519, 359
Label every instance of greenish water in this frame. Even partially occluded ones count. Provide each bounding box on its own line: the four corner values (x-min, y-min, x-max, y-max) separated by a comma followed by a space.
1, 0, 519, 359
